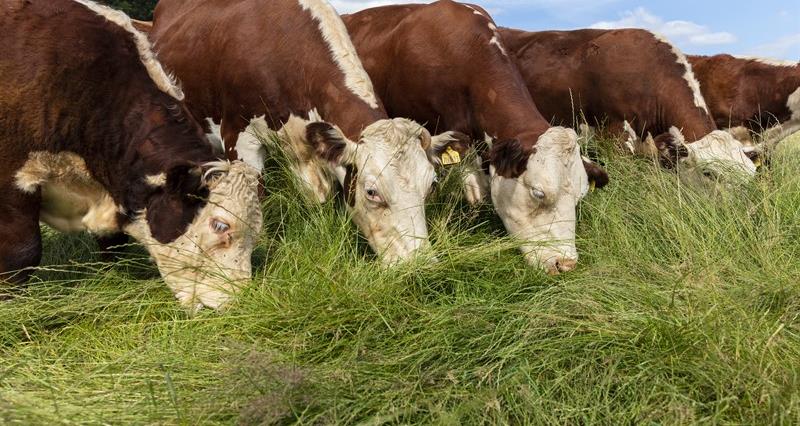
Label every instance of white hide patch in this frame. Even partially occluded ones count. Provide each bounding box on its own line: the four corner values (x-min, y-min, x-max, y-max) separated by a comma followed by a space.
72, 0, 184, 100
789, 86, 800, 121
650, 32, 709, 114
14, 151, 120, 235
297, 0, 380, 109
463, 3, 508, 58
145, 173, 167, 187
205, 118, 225, 155
734, 55, 799, 67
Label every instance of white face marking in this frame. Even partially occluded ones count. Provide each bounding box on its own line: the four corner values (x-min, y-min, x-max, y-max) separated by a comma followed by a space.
490, 127, 588, 274
72, 0, 183, 100
297, 0, 380, 109
344, 119, 437, 264
650, 32, 709, 114
14, 151, 120, 235
124, 162, 263, 311
678, 129, 757, 186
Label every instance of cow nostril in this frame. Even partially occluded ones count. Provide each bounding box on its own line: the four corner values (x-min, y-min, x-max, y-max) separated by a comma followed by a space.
555, 258, 578, 273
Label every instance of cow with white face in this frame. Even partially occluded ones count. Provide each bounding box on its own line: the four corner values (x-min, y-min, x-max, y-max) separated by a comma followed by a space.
305, 119, 443, 263
343, 1, 610, 273
489, 128, 594, 272
150, 0, 463, 264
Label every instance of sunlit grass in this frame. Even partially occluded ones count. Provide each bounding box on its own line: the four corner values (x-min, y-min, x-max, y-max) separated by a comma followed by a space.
2, 133, 799, 424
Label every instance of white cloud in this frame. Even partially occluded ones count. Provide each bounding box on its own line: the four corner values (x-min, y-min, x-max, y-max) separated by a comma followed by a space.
329, 0, 431, 14
746, 33, 800, 61
590, 7, 736, 46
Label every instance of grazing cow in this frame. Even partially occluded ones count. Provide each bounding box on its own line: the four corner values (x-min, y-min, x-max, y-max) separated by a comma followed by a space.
151, 0, 462, 265
499, 28, 758, 184
0, 0, 262, 310
343, 0, 610, 274
688, 54, 800, 143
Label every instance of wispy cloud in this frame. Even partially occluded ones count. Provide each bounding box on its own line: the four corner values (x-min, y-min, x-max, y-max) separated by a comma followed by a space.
745, 33, 800, 60
590, 7, 736, 46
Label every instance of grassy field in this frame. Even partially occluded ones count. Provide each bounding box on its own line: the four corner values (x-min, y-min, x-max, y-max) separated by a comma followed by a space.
2, 133, 800, 425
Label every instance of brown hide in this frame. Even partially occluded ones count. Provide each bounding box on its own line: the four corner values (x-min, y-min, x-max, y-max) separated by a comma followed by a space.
0, 0, 216, 280
343, 1, 551, 165
689, 54, 800, 130
500, 28, 717, 143
150, 0, 387, 154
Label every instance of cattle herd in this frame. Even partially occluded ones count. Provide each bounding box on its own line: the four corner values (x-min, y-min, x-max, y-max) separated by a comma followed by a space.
1, 0, 798, 310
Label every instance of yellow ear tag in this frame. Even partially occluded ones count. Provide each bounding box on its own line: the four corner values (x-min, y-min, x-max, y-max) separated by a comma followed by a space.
590, 180, 596, 192
753, 157, 763, 168
441, 146, 462, 166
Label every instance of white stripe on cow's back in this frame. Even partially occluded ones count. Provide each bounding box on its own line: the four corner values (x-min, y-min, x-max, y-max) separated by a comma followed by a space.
297, 0, 379, 109
463, 4, 508, 57
650, 32, 709, 114
734, 55, 799, 68
72, 0, 184, 100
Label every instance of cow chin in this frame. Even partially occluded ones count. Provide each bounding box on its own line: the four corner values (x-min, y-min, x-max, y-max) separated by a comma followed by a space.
125, 162, 262, 311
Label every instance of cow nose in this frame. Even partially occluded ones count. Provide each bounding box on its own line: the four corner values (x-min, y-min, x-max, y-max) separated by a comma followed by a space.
547, 257, 578, 275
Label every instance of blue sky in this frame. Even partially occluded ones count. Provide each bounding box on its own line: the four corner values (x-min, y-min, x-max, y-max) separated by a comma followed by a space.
333, 0, 800, 60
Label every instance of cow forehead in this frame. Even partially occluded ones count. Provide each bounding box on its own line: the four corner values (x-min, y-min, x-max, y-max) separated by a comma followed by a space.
687, 131, 745, 160
356, 119, 434, 180
205, 162, 262, 221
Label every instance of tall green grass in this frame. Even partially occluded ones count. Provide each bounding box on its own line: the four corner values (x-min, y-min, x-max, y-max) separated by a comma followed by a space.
2, 134, 799, 425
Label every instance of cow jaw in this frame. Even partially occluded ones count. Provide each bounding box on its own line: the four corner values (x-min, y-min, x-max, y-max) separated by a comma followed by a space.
125, 161, 263, 311
343, 118, 436, 265
678, 129, 757, 187
490, 127, 588, 274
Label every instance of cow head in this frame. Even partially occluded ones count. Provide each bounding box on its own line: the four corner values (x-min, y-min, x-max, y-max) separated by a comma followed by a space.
671, 128, 758, 186
305, 118, 457, 264
125, 161, 263, 311
488, 127, 608, 274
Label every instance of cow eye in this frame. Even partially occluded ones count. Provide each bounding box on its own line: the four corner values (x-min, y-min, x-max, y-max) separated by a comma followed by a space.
365, 185, 383, 203
531, 188, 546, 200
210, 219, 230, 234
702, 170, 715, 179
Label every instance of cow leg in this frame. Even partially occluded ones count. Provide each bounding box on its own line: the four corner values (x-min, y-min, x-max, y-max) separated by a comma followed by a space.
0, 186, 42, 284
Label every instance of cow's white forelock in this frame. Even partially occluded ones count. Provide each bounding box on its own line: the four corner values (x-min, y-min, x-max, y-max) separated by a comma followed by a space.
297, 0, 380, 109
72, 0, 184, 100
650, 32, 709, 114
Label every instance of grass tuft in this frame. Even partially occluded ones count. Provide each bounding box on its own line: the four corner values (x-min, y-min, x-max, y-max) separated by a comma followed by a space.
2, 134, 800, 424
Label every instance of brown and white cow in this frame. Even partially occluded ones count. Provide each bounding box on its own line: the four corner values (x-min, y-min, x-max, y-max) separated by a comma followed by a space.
343, 1, 610, 274
499, 28, 758, 185
688, 54, 800, 144
0, 0, 262, 310
150, 0, 461, 265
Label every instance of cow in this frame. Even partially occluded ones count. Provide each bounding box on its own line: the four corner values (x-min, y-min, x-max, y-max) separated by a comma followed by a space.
688, 54, 800, 144
343, 0, 610, 274
499, 28, 758, 185
0, 0, 263, 311
150, 0, 464, 265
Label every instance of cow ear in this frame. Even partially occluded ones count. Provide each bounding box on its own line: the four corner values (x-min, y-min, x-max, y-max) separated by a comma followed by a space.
305, 122, 354, 165
146, 164, 208, 244
489, 138, 531, 178
428, 131, 472, 166
582, 157, 609, 189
